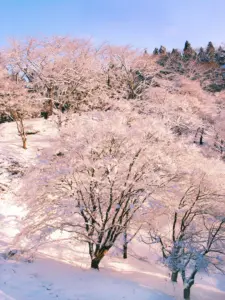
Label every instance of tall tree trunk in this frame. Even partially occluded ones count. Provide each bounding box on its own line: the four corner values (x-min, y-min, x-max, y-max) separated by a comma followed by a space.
171, 270, 178, 282
11, 110, 27, 149
199, 128, 204, 145
47, 87, 53, 117
193, 127, 200, 143
91, 257, 102, 270
18, 118, 27, 150
182, 268, 197, 300
123, 243, 128, 259
123, 231, 128, 259
90, 247, 109, 270
22, 136, 27, 150
49, 99, 53, 116
183, 286, 191, 299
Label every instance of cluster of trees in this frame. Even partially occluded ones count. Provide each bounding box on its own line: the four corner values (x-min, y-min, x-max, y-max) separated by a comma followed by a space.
143, 168, 225, 299
151, 41, 225, 93
0, 37, 220, 149
14, 111, 225, 300
0, 37, 158, 148
153, 40, 225, 65
1, 37, 225, 300
1, 37, 158, 110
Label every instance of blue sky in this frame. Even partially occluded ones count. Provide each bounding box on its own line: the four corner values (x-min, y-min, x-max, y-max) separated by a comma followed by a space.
0, 0, 224, 51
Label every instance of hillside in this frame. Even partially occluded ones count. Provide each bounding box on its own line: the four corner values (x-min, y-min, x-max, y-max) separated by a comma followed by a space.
1, 37, 225, 300
152, 41, 225, 93
0, 117, 225, 300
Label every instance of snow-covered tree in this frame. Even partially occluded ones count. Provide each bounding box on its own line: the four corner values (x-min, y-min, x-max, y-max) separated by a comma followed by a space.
0, 63, 39, 149
143, 165, 225, 299
134, 77, 211, 140
159, 46, 166, 55
16, 112, 180, 269
6, 37, 101, 116
98, 45, 158, 100
180, 213, 225, 299
183, 41, 195, 60
153, 48, 159, 55
206, 42, 216, 62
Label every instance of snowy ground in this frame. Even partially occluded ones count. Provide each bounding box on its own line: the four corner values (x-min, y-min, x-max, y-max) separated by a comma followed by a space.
0, 118, 225, 300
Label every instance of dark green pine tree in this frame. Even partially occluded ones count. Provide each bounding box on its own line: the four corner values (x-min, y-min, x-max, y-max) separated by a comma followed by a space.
216, 46, 225, 65
183, 40, 195, 60
206, 41, 215, 61
159, 46, 166, 55
144, 48, 148, 55
197, 47, 206, 62
184, 40, 191, 51
153, 47, 159, 55
171, 48, 181, 57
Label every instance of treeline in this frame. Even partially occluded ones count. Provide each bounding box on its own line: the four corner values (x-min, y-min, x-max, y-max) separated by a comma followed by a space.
150, 41, 225, 92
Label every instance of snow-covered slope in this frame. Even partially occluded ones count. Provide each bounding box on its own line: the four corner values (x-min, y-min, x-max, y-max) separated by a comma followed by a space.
0, 118, 225, 300
0, 257, 175, 300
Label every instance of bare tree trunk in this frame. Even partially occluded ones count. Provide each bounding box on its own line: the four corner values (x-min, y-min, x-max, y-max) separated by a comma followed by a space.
194, 127, 204, 145
220, 140, 224, 154
199, 128, 204, 145
91, 257, 102, 270
11, 110, 27, 149
22, 135, 27, 150
199, 135, 203, 145
16, 117, 27, 150
47, 87, 53, 117
183, 286, 191, 299
122, 223, 141, 260
193, 127, 200, 143
171, 270, 179, 282
123, 230, 128, 259
182, 268, 197, 300
107, 73, 111, 87
49, 99, 53, 116
90, 246, 109, 270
